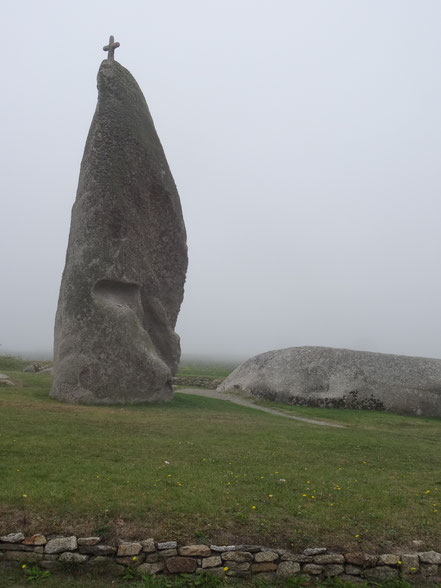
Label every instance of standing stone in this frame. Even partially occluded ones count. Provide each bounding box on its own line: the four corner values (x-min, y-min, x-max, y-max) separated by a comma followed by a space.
51, 44, 187, 404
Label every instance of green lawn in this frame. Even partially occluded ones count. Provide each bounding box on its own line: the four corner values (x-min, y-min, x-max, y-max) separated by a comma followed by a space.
0, 357, 440, 554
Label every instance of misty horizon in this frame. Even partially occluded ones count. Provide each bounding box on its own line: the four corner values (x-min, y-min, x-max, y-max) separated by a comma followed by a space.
2, 1, 441, 362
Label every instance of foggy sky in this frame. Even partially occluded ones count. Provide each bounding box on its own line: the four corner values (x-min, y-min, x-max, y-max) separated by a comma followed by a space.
2, 0, 441, 360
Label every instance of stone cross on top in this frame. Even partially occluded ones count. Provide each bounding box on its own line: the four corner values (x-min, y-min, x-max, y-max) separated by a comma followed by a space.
103, 35, 120, 61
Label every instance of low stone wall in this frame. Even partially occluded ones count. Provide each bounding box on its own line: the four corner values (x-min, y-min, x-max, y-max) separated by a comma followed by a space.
1, 532, 440, 584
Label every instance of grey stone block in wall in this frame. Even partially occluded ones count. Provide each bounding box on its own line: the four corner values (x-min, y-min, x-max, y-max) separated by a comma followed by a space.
277, 561, 301, 576
45, 536, 77, 554
363, 566, 399, 581
221, 551, 253, 563
202, 555, 222, 568
157, 541, 177, 550
137, 561, 164, 575
116, 542, 142, 557
419, 551, 441, 564
140, 538, 156, 553
218, 346, 441, 417
58, 552, 89, 563
51, 52, 187, 405
254, 551, 278, 562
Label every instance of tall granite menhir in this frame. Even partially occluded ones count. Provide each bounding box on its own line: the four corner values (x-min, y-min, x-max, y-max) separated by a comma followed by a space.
51, 54, 187, 404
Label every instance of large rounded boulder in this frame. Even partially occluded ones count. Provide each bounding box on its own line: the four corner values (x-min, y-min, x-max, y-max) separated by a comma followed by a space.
218, 346, 441, 417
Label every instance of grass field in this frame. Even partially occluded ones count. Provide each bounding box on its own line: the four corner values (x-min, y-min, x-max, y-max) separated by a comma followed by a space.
176, 361, 236, 380
0, 355, 440, 556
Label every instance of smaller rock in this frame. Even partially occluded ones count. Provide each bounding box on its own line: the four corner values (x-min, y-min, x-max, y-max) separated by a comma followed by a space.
41, 555, 58, 561
314, 553, 345, 564
419, 551, 441, 564
145, 553, 159, 563
277, 561, 300, 576
23, 534, 46, 546
140, 538, 156, 553
363, 566, 398, 581
226, 570, 251, 578
166, 556, 197, 573
58, 552, 89, 563
323, 564, 344, 577
401, 553, 419, 573
0, 374, 14, 386
225, 561, 250, 571
222, 551, 253, 563
117, 542, 142, 557
179, 544, 211, 557
24, 363, 40, 372
304, 547, 327, 556
345, 552, 377, 567
157, 541, 177, 550
0, 532, 24, 543
250, 562, 278, 573
116, 554, 145, 566
158, 548, 177, 557
421, 563, 439, 576
302, 563, 323, 575
202, 555, 222, 568
255, 551, 278, 562
281, 552, 312, 562
77, 537, 101, 546
378, 553, 400, 566
137, 561, 164, 575
45, 536, 77, 554
345, 564, 361, 575
210, 544, 236, 552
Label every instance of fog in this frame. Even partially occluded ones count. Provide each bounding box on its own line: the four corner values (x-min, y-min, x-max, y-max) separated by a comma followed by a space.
1, 0, 441, 361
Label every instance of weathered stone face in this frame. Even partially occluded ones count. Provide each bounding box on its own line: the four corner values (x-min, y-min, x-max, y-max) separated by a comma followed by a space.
218, 346, 441, 417
51, 59, 187, 404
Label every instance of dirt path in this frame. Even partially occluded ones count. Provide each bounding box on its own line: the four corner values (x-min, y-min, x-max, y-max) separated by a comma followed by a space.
177, 388, 345, 428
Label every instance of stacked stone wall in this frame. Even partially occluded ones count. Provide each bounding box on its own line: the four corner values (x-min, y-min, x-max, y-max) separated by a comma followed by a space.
1, 532, 440, 584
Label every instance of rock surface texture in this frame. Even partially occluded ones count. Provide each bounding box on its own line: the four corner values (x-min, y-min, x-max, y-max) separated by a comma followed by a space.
218, 347, 441, 417
51, 58, 187, 404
